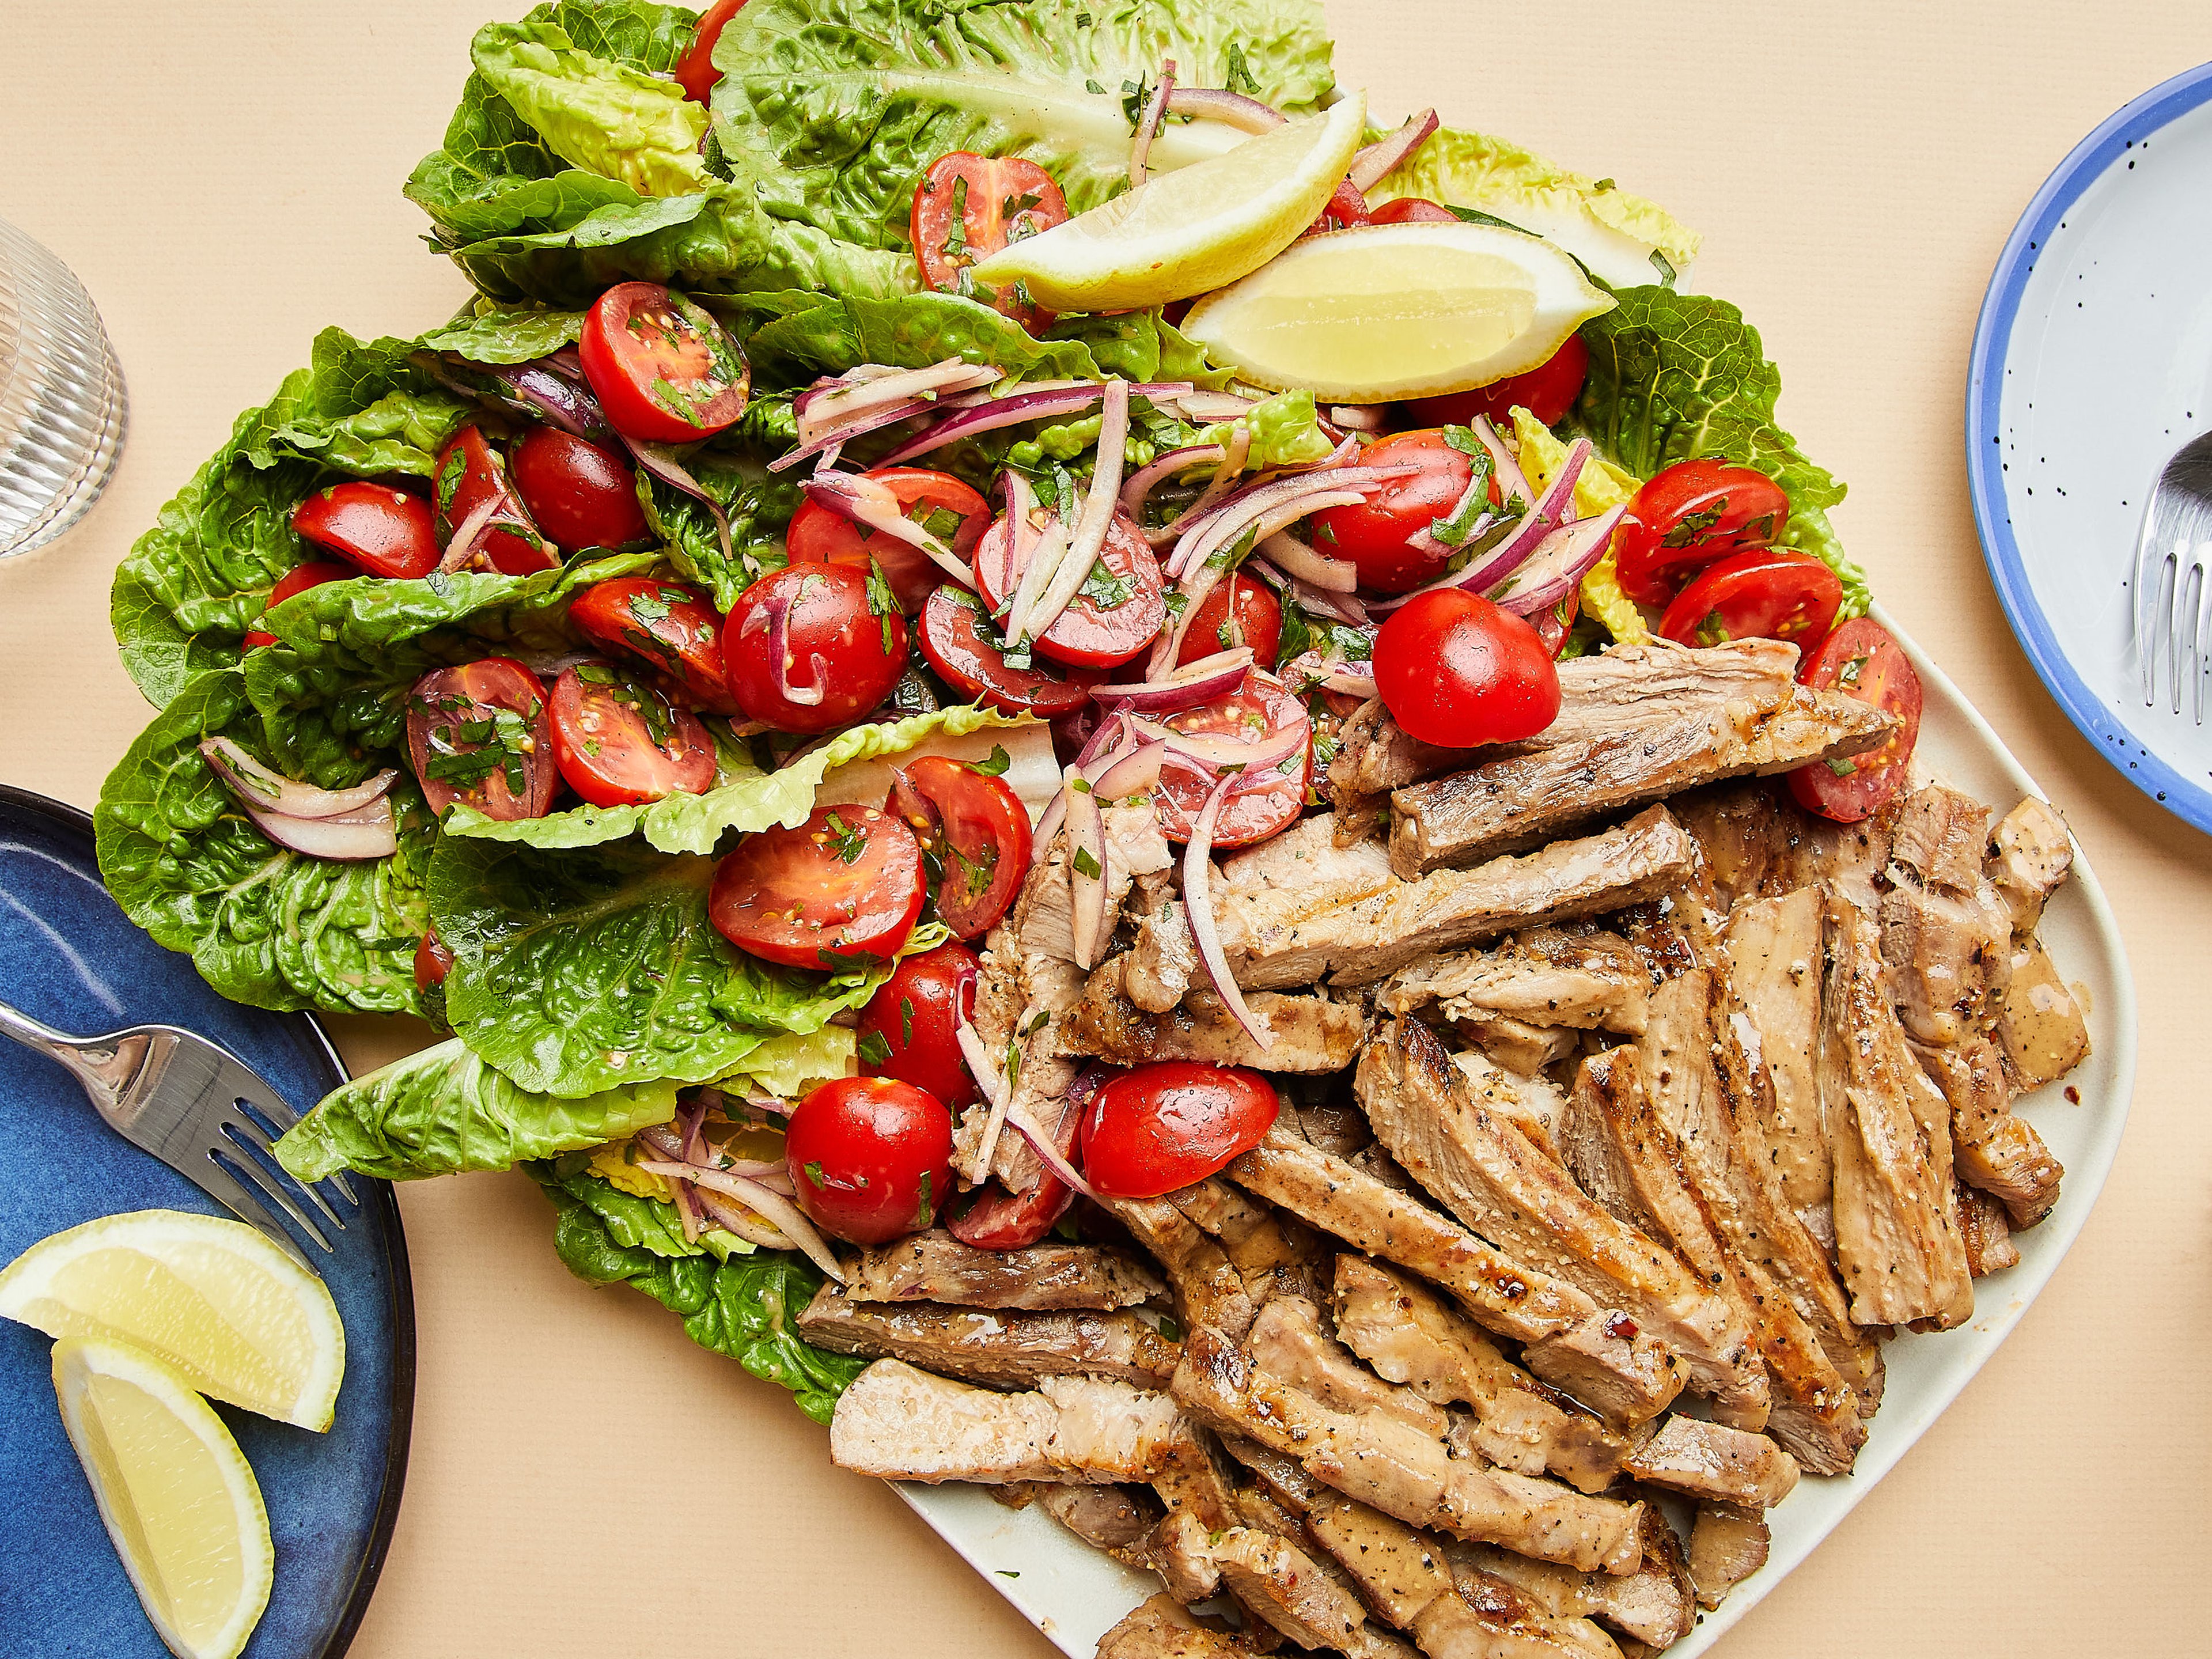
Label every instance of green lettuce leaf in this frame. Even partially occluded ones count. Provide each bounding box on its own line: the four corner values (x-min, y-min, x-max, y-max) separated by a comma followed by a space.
1368, 127, 1700, 291
533, 1163, 863, 1422
708, 0, 1335, 253
93, 669, 434, 1017
539, 1154, 756, 1260
471, 18, 711, 196
274, 1036, 680, 1181
1195, 388, 1333, 468
713, 1027, 855, 1099
636, 453, 798, 612
1571, 285, 1870, 620
415, 304, 588, 362
444, 700, 1027, 854
745, 291, 1109, 387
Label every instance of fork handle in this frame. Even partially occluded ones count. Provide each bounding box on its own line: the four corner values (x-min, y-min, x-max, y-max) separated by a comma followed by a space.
0, 999, 113, 1095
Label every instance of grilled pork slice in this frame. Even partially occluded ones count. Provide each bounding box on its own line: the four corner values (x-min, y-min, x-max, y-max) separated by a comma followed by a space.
1620, 1417, 1798, 1510
1033, 1482, 1161, 1559
1388, 687, 1896, 877
1880, 786, 2014, 1047
847, 1230, 1162, 1310
1357, 1018, 1759, 1417
1214, 812, 1398, 957
1174, 1327, 1646, 1575
1956, 1181, 2020, 1276
1686, 1503, 1768, 1611
1164, 1179, 1327, 1296
830, 1359, 1200, 1484
798, 1285, 1178, 1389
1211, 1525, 1407, 1656
1912, 1036, 2063, 1228
1107, 1195, 1262, 1341
1332, 1256, 1627, 1495
1672, 778, 1900, 913
1997, 940, 2091, 1089
1452, 1503, 1696, 1652
1328, 641, 1804, 803
1233, 808, 1698, 991
1722, 889, 1834, 1247
1248, 1296, 1457, 1444
1067, 955, 1367, 1074
1379, 943, 1650, 1036
1987, 797, 2073, 933
1096, 1594, 1254, 1659
1126, 887, 1200, 1013
1819, 893, 1975, 1328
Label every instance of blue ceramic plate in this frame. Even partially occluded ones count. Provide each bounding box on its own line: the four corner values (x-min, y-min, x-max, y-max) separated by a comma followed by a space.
0, 784, 413, 1658
1968, 59, 2212, 831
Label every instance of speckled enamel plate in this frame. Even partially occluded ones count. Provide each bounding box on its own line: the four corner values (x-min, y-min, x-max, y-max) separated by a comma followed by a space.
889, 616, 2139, 1657
1969, 59, 2212, 831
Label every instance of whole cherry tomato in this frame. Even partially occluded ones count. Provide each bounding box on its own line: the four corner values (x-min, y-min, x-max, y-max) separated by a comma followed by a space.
1080, 1061, 1279, 1199
509, 427, 652, 554
1787, 618, 1923, 824
1405, 334, 1590, 429
911, 152, 1070, 330
1175, 571, 1283, 668
1310, 429, 1499, 593
292, 481, 439, 579
709, 803, 925, 969
1657, 548, 1841, 648
1613, 458, 1792, 605
785, 1075, 955, 1246
578, 282, 750, 445
242, 560, 353, 650
722, 563, 909, 734
1373, 589, 1560, 747
857, 941, 980, 1112
404, 658, 558, 820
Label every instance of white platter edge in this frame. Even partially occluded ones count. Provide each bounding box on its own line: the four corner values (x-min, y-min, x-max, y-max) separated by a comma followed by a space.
891, 608, 2142, 1659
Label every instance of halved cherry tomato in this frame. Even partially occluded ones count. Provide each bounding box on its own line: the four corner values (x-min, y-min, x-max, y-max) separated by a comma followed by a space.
547, 664, 716, 808
857, 941, 980, 1112
1787, 618, 1922, 824
1405, 334, 1590, 429
509, 427, 651, 554
1657, 548, 1841, 648
433, 426, 555, 575
1080, 1061, 1279, 1199
949, 1066, 1100, 1250
722, 563, 910, 734
785, 1075, 954, 1246
911, 153, 1071, 330
709, 803, 925, 968
1154, 671, 1312, 848
1309, 429, 1499, 593
293, 480, 440, 579
1613, 459, 1792, 605
916, 585, 1093, 718
1303, 178, 1372, 237
1369, 196, 1459, 226
1373, 589, 1560, 747
569, 577, 740, 717
971, 509, 1166, 669
786, 467, 990, 613
412, 926, 454, 991
242, 560, 352, 650
894, 754, 1033, 939
673, 0, 747, 104
1175, 571, 1283, 668
404, 657, 557, 820
579, 282, 750, 444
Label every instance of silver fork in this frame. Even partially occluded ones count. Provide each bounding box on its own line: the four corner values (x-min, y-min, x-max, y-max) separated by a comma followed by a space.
0, 1000, 354, 1274
2131, 429, 2212, 721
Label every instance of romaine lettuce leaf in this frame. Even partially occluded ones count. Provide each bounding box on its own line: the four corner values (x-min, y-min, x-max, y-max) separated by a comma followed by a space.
634, 452, 798, 612
1571, 285, 1870, 620
471, 18, 711, 196
533, 1163, 863, 1422
273, 1036, 680, 1181
94, 669, 434, 1017
555, 1153, 756, 1258
707, 0, 1335, 254
714, 1027, 856, 1100
1368, 127, 1700, 291
1195, 388, 1334, 468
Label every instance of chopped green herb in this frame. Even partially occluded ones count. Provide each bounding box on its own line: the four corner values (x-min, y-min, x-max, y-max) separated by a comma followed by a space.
971, 744, 1012, 777
942, 175, 972, 263
1224, 42, 1260, 96
913, 1171, 934, 1229
1071, 846, 1103, 878
1079, 558, 1139, 611
900, 995, 916, 1050
804, 1160, 827, 1188
858, 1029, 893, 1066
822, 812, 868, 865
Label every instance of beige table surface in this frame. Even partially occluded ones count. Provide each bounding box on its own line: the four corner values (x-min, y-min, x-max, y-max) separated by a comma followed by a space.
3, 2, 2206, 1653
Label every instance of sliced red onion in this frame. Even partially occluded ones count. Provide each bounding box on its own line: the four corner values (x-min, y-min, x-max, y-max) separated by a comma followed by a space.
881, 379, 1188, 468
770, 395, 937, 472
620, 436, 732, 560
200, 738, 395, 820
240, 796, 398, 861
758, 584, 825, 707
1347, 107, 1441, 192
1130, 59, 1176, 185
1281, 649, 1378, 695
1470, 415, 1533, 510
411, 354, 618, 448
1018, 380, 1130, 643
1164, 463, 1422, 582
1369, 438, 1590, 615
1088, 648, 1253, 712
434, 491, 505, 574
1065, 767, 1110, 970
1169, 390, 1260, 422
1120, 443, 1225, 524
1128, 711, 1308, 779
1154, 486, 1368, 671
1490, 504, 1626, 616
1004, 1097, 1099, 1202
638, 1160, 845, 1282
693, 1190, 799, 1252
1163, 86, 1285, 132
1183, 776, 1271, 1050
803, 469, 976, 587
796, 358, 999, 441
1327, 405, 1388, 433
1147, 422, 1252, 551
1258, 531, 1357, 592
1090, 739, 1168, 800
956, 1013, 1015, 1181
999, 514, 1070, 646
669, 1171, 704, 1244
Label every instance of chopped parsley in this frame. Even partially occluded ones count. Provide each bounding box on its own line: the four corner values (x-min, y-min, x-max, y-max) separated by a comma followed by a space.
857, 1028, 894, 1066
970, 744, 1012, 777
1078, 558, 1139, 611
821, 812, 868, 865
1071, 846, 1103, 879
942, 175, 972, 263
1224, 42, 1261, 96
899, 995, 916, 1049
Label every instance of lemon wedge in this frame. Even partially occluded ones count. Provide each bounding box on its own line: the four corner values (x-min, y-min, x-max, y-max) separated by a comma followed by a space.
1179, 219, 1616, 402
971, 92, 1368, 312
54, 1336, 275, 1659
0, 1210, 343, 1431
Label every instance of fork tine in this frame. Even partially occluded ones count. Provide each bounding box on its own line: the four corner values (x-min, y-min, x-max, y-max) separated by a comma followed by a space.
229, 1088, 358, 1207
2137, 514, 2169, 707
2180, 552, 2203, 717
184, 1155, 321, 1274
211, 1142, 335, 1255
222, 1112, 347, 1236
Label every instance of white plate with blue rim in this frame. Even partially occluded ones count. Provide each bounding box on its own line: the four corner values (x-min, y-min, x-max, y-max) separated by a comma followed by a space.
1969, 58, 2212, 830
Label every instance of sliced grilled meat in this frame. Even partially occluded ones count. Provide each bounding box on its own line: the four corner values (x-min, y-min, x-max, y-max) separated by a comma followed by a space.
1214, 812, 1398, 959
1987, 797, 2073, 933
1380, 944, 1649, 1036
1067, 955, 1367, 1073
1105, 1195, 1262, 1342
1956, 1180, 2020, 1276
1722, 888, 1833, 1247
1686, 1503, 1768, 1611
1127, 889, 1201, 1013
847, 1230, 1162, 1310
1452, 1504, 1696, 1652
1880, 786, 2014, 1048
1096, 1594, 1254, 1659
1035, 1482, 1162, 1559
1912, 1035, 2063, 1229
799, 1284, 1178, 1389
1997, 940, 2091, 1089
1620, 1416, 1798, 1510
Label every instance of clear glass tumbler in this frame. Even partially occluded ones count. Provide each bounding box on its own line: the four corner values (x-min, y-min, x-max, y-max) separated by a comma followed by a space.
0, 218, 126, 559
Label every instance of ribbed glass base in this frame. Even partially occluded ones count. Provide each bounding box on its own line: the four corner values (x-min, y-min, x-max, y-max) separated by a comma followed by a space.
0, 218, 126, 560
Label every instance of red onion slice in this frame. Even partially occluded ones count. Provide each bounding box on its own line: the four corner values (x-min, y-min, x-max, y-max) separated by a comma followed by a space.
1347, 107, 1441, 192
1004, 1099, 1099, 1202
638, 1160, 845, 1282
1129, 59, 1176, 185
1281, 649, 1378, 695
434, 491, 505, 574
769, 394, 937, 472
240, 797, 399, 861
803, 470, 976, 587
692, 1190, 799, 1252
956, 1013, 1015, 1181
1147, 423, 1253, 551
1153, 487, 1367, 672
758, 584, 825, 707
1064, 767, 1111, 970
1369, 438, 1590, 615
1088, 648, 1253, 713
1121, 443, 1226, 524
1258, 531, 1357, 592
1018, 379, 1131, 644
1182, 777, 1271, 1050
1090, 739, 1168, 800
796, 358, 999, 440
1163, 86, 1285, 132
1169, 390, 1261, 422
1470, 415, 1533, 510
1490, 504, 1626, 616
1126, 712, 1308, 779
1164, 463, 1422, 582
878, 381, 1189, 468
200, 738, 396, 820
